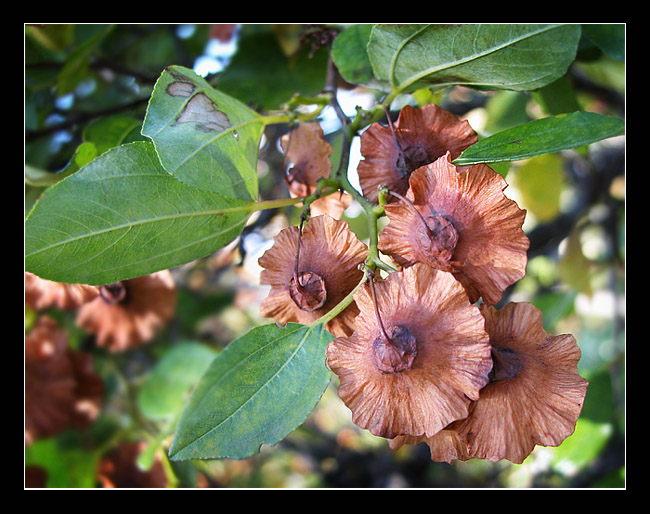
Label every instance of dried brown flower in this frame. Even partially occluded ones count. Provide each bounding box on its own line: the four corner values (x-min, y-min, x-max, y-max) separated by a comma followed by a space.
25, 466, 48, 488
76, 271, 177, 352
391, 302, 589, 464
326, 264, 492, 439
25, 272, 99, 310
97, 442, 168, 488
281, 122, 351, 218
357, 104, 478, 203
258, 215, 368, 337
379, 154, 529, 305
25, 316, 104, 444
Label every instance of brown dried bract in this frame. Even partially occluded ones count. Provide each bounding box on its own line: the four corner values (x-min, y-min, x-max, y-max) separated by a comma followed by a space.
25, 272, 99, 310
25, 316, 104, 444
379, 154, 529, 305
97, 442, 168, 488
282, 122, 333, 198
258, 215, 368, 338
394, 303, 589, 464
76, 271, 177, 352
357, 104, 478, 203
326, 264, 492, 439
282, 122, 352, 219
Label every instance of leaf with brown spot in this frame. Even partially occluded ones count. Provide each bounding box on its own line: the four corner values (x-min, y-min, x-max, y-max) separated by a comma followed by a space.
143, 66, 264, 201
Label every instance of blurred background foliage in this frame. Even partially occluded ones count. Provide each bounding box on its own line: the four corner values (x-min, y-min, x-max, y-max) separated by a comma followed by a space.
25, 23, 625, 488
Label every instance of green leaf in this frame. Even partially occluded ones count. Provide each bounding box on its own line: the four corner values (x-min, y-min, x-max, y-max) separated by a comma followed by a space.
368, 24, 581, 94
510, 154, 565, 222
83, 114, 145, 157
453, 111, 624, 165
142, 65, 264, 200
582, 24, 625, 61
217, 31, 329, 111
56, 25, 113, 96
551, 418, 613, 474
331, 24, 376, 86
25, 436, 99, 488
138, 342, 219, 422
169, 323, 334, 461
531, 76, 582, 116
25, 142, 98, 187
25, 141, 252, 285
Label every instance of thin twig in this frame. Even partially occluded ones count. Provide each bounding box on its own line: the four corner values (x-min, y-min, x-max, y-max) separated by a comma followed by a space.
367, 270, 391, 343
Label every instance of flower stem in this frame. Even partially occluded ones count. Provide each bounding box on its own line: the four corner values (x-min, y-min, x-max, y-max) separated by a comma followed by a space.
310, 273, 368, 330
249, 196, 305, 211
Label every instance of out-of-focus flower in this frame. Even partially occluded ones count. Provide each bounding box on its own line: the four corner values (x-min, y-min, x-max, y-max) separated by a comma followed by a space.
97, 442, 168, 488
25, 272, 99, 310
258, 215, 367, 337
379, 154, 529, 305
76, 271, 177, 352
25, 466, 48, 488
357, 104, 478, 203
281, 122, 351, 219
326, 264, 492, 439
25, 316, 104, 444
390, 302, 588, 464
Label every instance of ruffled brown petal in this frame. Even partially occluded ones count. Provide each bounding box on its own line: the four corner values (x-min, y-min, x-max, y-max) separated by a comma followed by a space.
414, 303, 587, 464
388, 303, 588, 464
259, 215, 368, 337
25, 272, 99, 310
309, 191, 353, 219
389, 423, 472, 464
327, 264, 492, 439
76, 271, 177, 352
97, 442, 168, 488
282, 122, 333, 198
460, 302, 588, 463
25, 316, 104, 444
357, 104, 477, 203
379, 154, 529, 305
281, 123, 351, 219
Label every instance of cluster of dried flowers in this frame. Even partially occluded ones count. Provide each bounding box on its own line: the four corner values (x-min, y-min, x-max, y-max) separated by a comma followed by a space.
25, 270, 177, 486
260, 105, 589, 464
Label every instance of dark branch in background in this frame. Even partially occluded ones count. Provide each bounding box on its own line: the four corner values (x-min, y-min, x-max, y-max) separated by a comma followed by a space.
25, 59, 160, 86
25, 57, 157, 143
25, 97, 149, 143
569, 65, 625, 116
527, 141, 625, 258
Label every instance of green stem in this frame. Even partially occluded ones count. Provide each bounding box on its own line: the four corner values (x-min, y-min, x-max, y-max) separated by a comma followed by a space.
310, 273, 368, 329
261, 94, 331, 127
250, 196, 305, 211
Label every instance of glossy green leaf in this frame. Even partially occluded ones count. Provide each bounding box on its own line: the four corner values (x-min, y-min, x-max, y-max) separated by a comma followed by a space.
83, 114, 146, 157
582, 24, 625, 61
25, 141, 252, 285
142, 65, 263, 200
169, 323, 334, 461
138, 342, 219, 422
368, 24, 581, 93
331, 24, 376, 86
454, 111, 625, 165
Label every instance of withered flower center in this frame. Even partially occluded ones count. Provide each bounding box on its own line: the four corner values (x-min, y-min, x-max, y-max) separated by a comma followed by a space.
288, 271, 327, 312
488, 345, 522, 382
99, 282, 127, 305
396, 143, 429, 178
372, 325, 418, 374
416, 214, 459, 262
